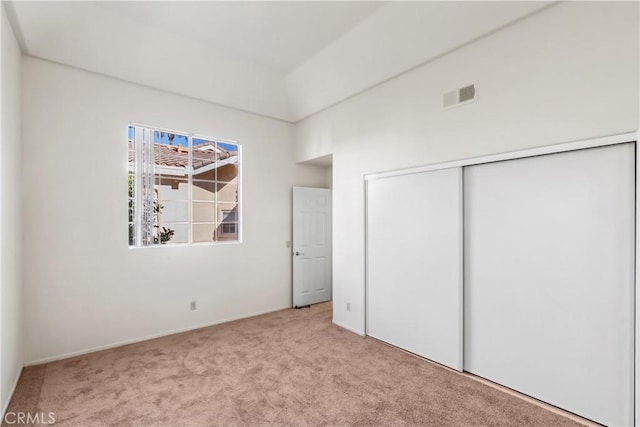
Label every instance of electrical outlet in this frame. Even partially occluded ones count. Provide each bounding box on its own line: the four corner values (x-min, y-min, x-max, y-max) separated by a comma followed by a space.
190, 301, 197, 311
346, 302, 351, 312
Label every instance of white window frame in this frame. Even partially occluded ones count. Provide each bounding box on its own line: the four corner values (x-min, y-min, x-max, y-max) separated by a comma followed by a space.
128, 123, 242, 247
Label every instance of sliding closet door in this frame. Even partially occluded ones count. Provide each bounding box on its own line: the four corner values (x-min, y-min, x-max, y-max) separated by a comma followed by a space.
464, 143, 635, 426
367, 168, 462, 371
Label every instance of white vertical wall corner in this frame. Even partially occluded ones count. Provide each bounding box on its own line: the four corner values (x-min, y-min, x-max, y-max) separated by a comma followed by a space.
1, 3, 24, 416
636, 131, 640, 427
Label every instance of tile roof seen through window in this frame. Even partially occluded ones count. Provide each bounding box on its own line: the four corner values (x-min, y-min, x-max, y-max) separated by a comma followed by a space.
128, 140, 237, 170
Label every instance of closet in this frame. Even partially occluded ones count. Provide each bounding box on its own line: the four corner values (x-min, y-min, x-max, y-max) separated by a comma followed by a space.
366, 140, 636, 426
367, 168, 463, 371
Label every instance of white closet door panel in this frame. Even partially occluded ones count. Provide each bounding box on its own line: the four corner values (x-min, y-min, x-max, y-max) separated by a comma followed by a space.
367, 167, 462, 371
464, 143, 635, 426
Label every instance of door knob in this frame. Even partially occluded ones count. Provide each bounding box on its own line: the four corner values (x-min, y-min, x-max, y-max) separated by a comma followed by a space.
295, 251, 304, 256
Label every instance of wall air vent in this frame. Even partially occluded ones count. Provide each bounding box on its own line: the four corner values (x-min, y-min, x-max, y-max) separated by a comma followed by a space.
443, 83, 477, 109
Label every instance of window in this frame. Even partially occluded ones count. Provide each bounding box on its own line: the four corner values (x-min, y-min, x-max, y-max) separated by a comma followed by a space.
221, 210, 237, 235
128, 124, 241, 247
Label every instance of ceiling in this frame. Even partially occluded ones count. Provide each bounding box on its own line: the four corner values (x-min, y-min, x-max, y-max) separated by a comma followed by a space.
94, 1, 384, 73
5, 1, 553, 122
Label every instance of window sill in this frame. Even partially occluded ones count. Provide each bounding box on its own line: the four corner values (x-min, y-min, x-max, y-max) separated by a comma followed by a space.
128, 240, 242, 249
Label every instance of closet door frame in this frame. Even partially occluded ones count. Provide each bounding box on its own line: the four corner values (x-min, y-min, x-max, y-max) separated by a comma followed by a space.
364, 131, 639, 426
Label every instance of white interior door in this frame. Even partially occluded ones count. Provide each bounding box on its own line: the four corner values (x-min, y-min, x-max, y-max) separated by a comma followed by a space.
367, 168, 463, 371
464, 143, 635, 426
292, 187, 332, 308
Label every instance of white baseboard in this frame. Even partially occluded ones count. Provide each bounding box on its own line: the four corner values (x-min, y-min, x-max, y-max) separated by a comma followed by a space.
25, 306, 291, 366
1, 366, 23, 419
332, 319, 365, 336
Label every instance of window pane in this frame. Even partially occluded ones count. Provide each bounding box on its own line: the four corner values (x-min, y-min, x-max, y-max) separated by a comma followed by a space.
128, 152, 135, 173
134, 126, 155, 247
216, 206, 239, 241
129, 223, 136, 246
129, 125, 240, 247
192, 138, 218, 181
128, 170, 135, 219
217, 142, 238, 183
192, 223, 216, 243
221, 210, 237, 222
128, 173, 135, 196
128, 126, 135, 172
216, 182, 238, 204
156, 177, 188, 201
217, 203, 238, 219
192, 202, 216, 223
215, 222, 238, 241
156, 201, 188, 223
157, 223, 188, 244
192, 180, 216, 202
128, 198, 135, 223
127, 134, 135, 244
154, 131, 188, 180
218, 142, 238, 155
216, 164, 238, 183
222, 223, 237, 233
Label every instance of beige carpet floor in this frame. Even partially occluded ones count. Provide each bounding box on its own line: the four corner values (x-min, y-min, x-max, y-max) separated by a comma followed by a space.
5, 303, 584, 426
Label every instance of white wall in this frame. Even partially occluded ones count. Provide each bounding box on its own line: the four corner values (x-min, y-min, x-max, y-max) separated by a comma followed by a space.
1, 5, 23, 414
286, 1, 550, 121
11, 1, 292, 121
295, 113, 334, 164
11, 1, 551, 123
21, 57, 327, 364
295, 1, 639, 333
325, 166, 332, 189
